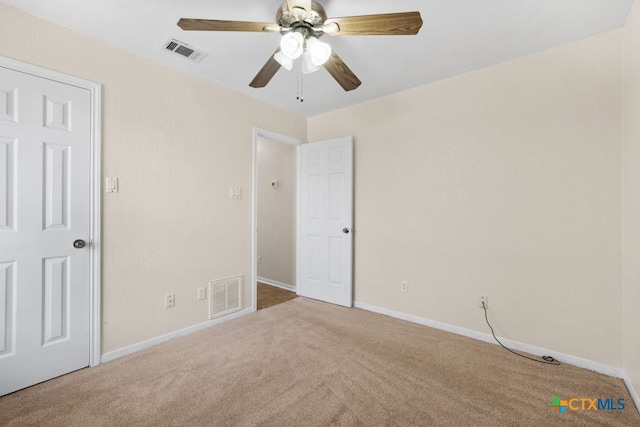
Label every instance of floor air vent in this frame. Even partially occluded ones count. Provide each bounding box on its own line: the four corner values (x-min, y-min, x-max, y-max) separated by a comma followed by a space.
163, 39, 207, 63
209, 276, 243, 319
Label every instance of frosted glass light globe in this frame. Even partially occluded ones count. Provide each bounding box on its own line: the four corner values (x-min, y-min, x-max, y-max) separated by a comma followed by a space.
280, 32, 304, 59
306, 36, 332, 66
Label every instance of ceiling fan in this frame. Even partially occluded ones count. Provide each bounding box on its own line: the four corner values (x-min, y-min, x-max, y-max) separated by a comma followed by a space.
177, 0, 423, 92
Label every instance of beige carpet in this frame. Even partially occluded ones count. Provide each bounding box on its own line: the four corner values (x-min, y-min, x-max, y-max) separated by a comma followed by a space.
0, 298, 638, 426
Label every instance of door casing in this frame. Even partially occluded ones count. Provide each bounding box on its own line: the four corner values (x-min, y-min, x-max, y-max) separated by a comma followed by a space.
252, 129, 354, 309
252, 128, 303, 310
0, 56, 102, 366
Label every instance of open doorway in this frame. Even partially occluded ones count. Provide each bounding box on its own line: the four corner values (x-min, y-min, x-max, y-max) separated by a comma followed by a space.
253, 129, 303, 310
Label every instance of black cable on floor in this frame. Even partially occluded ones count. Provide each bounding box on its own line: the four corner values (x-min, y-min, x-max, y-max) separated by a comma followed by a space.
482, 302, 560, 365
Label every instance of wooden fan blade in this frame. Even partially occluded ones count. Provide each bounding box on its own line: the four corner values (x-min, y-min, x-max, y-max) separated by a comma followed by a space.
324, 12, 423, 36
323, 51, 361, 91
249, 50, 282, 88
177, 18, 275, 32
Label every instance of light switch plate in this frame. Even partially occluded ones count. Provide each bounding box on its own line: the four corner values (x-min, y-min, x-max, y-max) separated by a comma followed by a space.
229, 187, 242, 199
106, 177, 118, 193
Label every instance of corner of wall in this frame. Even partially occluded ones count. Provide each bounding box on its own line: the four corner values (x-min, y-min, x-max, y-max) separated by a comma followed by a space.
622, 0, 640, 412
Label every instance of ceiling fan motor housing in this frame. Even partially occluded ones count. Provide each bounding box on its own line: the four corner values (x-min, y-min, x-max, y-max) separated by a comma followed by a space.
277, 1, 327, 33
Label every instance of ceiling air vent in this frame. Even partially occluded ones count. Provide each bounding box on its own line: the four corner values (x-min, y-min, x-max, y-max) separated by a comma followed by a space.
163, 38, 207, 63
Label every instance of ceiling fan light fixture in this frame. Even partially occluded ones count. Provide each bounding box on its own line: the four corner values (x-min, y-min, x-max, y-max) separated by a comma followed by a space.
280, 31, 304, 59
301, 50, 320, 74
306, 36, 332, 66
274, 50, 294, 71
178, 3, 423, 92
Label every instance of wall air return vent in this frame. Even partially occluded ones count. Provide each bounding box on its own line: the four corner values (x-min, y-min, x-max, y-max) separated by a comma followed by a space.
209, 275, 243, 319
163, 38, 207, 63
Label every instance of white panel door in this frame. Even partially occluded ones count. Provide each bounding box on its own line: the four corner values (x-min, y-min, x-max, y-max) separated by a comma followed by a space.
298, 137, 353, 307
0, 66, 91, 396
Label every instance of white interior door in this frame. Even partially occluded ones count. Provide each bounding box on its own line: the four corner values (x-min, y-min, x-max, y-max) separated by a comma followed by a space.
297, 137, 353, 307
0, 66, 92, 396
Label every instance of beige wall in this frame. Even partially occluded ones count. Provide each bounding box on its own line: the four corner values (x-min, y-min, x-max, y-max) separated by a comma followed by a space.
256, 136, 297, 286
623, 0, 640, 403
0, 3, 306, 353
309, 31, 624, 366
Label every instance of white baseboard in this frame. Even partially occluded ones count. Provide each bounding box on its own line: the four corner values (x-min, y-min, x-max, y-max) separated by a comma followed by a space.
354, 301, 627, 379
101, 307, 253, 363
257, 277, 296, 292
623, 375, 640, 414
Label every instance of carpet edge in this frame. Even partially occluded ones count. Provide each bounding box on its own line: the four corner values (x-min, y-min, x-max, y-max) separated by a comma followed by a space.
354, 301, 628, 379
100, 307, 254, 363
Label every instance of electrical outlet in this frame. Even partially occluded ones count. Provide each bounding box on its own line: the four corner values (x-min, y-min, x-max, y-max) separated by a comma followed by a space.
165, 293, 175, 309
479, 296, 488, 309
400, 281, 408, 293
197, 287, 206, 301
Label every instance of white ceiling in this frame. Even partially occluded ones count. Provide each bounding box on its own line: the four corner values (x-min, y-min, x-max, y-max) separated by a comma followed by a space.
1, 0, 635, 117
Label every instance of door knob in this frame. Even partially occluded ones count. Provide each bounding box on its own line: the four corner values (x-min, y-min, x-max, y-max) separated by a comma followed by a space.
342, 228, 350, 234
73, 239, 86, 249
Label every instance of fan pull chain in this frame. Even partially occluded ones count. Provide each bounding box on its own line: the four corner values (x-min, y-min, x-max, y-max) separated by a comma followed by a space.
296, 65, 304, 103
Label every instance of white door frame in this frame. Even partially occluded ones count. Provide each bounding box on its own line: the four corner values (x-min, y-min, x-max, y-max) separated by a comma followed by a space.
252, 128, 304, 311
0, 56, 102, 366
